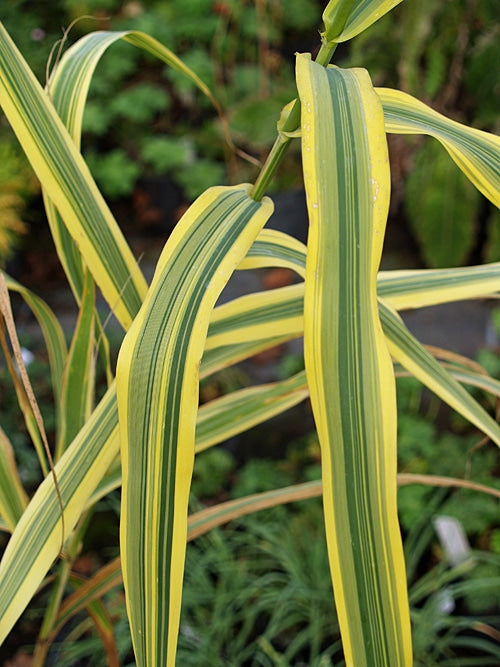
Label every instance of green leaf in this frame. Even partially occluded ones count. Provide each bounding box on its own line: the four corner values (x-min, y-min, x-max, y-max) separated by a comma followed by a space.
377, 87, 500, 206
1, 272, 67, 411
405, 139, 481, 267
196, 371, 308, 453
0, 427, 28, 533
56, 269, 96, 459
378, 262, 500, 310
380, 301, 500, 447
0, 384, 119, 644
238, 228, 307, 277
297, 55, 412, 665
0, 23, 147, 329
206, 283, 304, 350
322, 0, 403, 44
116, 184, 273, 665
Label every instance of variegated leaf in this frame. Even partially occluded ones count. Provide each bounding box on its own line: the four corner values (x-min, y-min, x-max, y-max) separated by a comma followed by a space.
297, 55, 412, 665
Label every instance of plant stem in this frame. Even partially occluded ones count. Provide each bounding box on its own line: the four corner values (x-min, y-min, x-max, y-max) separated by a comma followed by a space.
250, 124, 295, 202
250, 42, 337, 201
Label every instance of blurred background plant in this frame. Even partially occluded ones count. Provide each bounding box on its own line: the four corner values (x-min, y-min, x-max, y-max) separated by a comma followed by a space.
0, 142, 36, 267
1, 0, 498, 270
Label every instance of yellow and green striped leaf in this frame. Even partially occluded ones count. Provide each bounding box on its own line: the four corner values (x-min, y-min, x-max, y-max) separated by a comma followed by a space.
377, 87, 500, 206
322, 0, 403, 44
196, 370, 308, 453
116, 184, 273, 666
0, 22, 147, 330
241, 233, 499, 312
380, 301, 500, 447
206, 282, 304, 349
213, 262, 500, 351
378, 262, 500, 309
200, 335, 294, 379
0, 384, 119, 644
45, 29, 217, 303
56, 269, 96, 460
205, 278, 500, 445
297, 55, 412, 665
419, 348, 500, 399
238, 228, 307, 277
86, 370, 309, 506
1, 272, 67, 432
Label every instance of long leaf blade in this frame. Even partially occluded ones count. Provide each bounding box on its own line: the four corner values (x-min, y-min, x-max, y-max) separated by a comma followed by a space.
46, 29, 218, 302
377, 87, 500, 205
56, 269, 96, 459
380, 301, 500, 447
0, 427, 29, 532
0, 385, 119, 644
1, 271, 67, 435
0, 22, 147, 329
116, 184, 273, 665
207, 282, 304, 349
378, 262, 500, 309
297, 55, 412, 665
196, 370, 308, 452
238, 228, 307, 277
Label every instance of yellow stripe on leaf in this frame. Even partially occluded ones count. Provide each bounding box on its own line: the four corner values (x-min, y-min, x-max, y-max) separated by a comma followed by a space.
377, 87, 500, 206
297, 54, 412, 665
117, 184, 272, 666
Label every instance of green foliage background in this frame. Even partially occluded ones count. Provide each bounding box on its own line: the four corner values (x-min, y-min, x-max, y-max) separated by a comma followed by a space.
1, 0, 498, 267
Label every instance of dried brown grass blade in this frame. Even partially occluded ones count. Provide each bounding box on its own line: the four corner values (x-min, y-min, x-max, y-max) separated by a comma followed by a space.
0, 273, 65, 550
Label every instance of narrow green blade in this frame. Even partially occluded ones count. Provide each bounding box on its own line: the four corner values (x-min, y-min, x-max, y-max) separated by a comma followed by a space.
238, 228, 307, 277
1, 272, 67, 413
380, 301, 500, 447
56, 269, 96, 459
0, 427, 28, 532
45, 28, 217, 303
206, 282, 304, 349
378, 262, 500, 309
196, 370, 308, 452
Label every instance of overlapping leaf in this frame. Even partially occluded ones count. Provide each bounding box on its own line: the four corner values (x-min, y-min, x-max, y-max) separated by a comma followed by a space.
56, 269, 96, 459
45, 28, 218, 304
117, 185, 273, 665
297, 55, 412, 664
377, 87, 500, 205
380, 301, 500, 447
0, 385, 119, 644
0, 22, 146, 329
